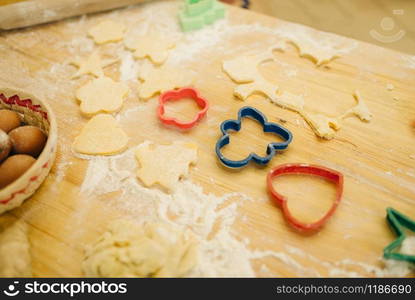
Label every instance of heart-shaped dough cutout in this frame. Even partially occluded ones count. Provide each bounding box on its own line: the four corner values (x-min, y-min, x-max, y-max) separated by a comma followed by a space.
73, 114, 128, 155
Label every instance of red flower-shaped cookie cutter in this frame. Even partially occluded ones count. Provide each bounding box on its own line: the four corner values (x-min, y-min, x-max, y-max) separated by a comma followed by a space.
157, 87, 209, 130
267, 163, 344, 233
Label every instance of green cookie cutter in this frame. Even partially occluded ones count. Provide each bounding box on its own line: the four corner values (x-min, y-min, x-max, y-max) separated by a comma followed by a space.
383, 207, 415, 263
179, 0, 225, 32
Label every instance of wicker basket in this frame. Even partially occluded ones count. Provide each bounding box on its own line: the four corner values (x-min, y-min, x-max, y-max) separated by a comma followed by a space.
0, 88, 57, 214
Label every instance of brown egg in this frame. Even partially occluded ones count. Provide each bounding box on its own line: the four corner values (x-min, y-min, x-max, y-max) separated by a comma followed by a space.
0, 129, 11, 163
9, 126, 47, 157
0, 109, 21, 133
0, 154, 36, 189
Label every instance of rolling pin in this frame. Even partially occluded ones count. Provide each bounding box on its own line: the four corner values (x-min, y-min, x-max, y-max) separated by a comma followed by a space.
0, 0, 153, 30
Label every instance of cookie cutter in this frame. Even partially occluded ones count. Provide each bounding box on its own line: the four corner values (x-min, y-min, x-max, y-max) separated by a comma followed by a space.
384, 207, 415, 263
157, 87, 209, 130
267, 164, 344, 232
179, 0, 225, 32
215, 106, 292, 168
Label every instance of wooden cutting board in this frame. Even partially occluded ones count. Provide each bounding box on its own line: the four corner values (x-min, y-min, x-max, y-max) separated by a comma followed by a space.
0, 1, 414, 277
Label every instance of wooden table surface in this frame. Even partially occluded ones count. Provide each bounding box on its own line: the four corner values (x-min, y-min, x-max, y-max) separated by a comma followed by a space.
0, 0, 414, 277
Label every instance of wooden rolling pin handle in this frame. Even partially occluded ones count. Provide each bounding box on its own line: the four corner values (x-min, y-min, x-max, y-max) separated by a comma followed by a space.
0, 0, 152, 30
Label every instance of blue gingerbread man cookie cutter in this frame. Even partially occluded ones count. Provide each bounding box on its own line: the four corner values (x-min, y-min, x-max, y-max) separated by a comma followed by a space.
215, 106, 293, 168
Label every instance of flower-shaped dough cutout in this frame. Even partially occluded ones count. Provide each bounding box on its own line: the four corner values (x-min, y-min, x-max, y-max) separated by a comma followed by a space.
157, 87, 209, 130
216, 106, 293, 168
88, 20, 126, 44
138, 64, 193, 100
125, 33, 175, 65
76, 77, 129, 117
70, 51, 118, 79
73, 114, 129, 155
135, 141, 198, 192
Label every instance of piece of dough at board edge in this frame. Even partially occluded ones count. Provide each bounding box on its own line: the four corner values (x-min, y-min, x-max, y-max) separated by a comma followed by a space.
135, 141, 198, 192
73, 114, 129, 155
0, 219, 32, 277
82, 220, 198, 278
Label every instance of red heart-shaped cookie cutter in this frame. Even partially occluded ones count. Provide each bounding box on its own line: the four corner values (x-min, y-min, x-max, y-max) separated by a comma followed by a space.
157, 87, 209, 130
267, 163, 344, 233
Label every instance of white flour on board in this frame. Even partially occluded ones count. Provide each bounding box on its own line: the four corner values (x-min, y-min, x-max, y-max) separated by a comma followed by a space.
76, 144, 412, 277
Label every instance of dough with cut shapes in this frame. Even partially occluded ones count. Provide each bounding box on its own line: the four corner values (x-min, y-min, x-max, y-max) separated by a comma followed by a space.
82, 220, 198, 277
0, 218, 32, 277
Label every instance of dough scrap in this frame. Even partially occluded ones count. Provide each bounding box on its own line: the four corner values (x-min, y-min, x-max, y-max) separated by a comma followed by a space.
125, 33, 175, 65
289, 39, 340, 66
70, 51, 118, 79
76, 77, 129, 116
135, 141, 198, 192
88, 20, 126, 44
82, 220, 198, 277
73, 114, 128, 155
138, 64, 193, 100
0, 219, 32, 277
341, 91, 373, 122
301, 111, 341, 140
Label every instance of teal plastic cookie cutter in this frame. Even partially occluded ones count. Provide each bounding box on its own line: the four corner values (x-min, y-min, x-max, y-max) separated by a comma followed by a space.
383, 207, 415, 263
179, 0, 225, 32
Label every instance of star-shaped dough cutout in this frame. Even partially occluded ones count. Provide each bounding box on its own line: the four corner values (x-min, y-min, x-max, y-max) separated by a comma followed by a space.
138, 64, 193, 100
88, 20, 126, 44
135, 141, 198, 192
384, 207, 415, 263
70, 51, 118, 79
73, 114, 128, 155
125, 33, 175, 65
76, 76, 129, 116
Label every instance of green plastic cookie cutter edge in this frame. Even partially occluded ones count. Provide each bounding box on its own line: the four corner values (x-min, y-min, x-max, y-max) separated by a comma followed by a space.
383, 207, 415, 263
179, 0, 225, 32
